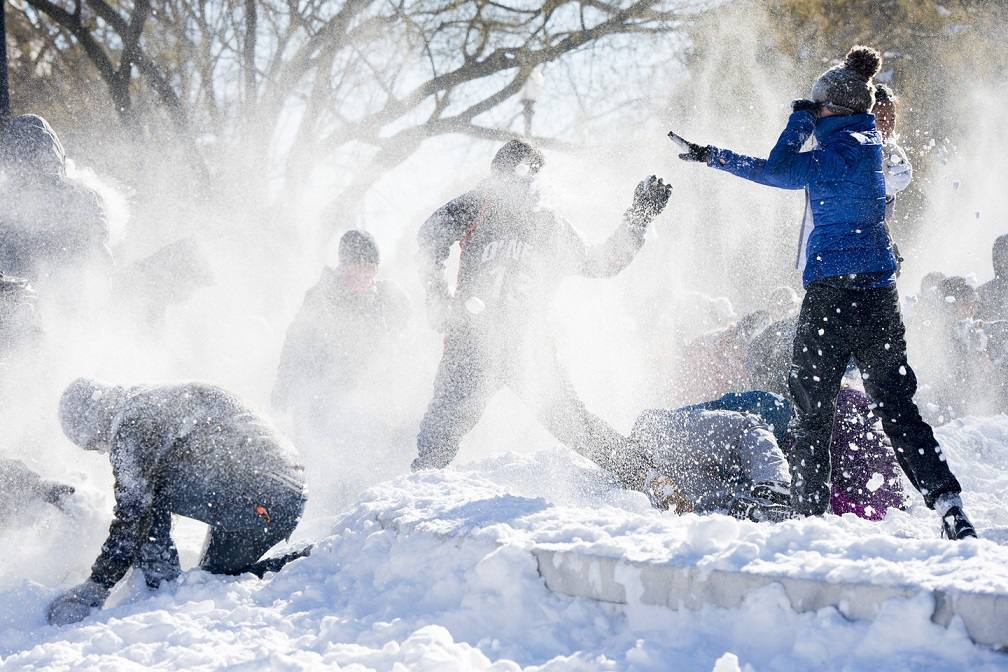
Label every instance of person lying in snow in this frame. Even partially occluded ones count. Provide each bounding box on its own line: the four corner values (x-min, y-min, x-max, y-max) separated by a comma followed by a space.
686, 389, 906, 520
47, 379, 308, 626
412, 139, 670, 490
0, 458, 75, 515
630, 406, 794, 522
668, 45, 975, 539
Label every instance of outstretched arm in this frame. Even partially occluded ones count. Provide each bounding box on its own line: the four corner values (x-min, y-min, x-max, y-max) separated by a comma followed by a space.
563, 176, 671, 278
671, 110, 824, 190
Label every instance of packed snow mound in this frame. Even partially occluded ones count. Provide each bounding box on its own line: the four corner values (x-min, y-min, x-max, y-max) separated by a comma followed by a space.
3, 416, 1008, 670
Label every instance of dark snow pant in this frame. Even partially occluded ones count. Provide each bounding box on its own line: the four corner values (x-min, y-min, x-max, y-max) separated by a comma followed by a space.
158, 467, 307, 575
416, 331, 642, 485
788, 282, 961, 515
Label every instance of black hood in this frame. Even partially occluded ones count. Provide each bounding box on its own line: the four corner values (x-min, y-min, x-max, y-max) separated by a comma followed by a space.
1, 114, 66, 178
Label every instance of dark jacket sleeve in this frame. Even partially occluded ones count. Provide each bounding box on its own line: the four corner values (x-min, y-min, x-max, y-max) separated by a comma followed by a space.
417, 193, 483, 299
89, 423, 162, 589
707, 111, 830, 190
557, 213, 646, 279
272, 285, 327, 410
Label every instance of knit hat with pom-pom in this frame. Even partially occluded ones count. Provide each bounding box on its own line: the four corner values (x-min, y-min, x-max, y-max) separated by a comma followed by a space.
810, 46, 882, 114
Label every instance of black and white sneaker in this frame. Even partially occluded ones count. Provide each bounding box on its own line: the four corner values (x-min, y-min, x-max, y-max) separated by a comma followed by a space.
940, 506, 978, 540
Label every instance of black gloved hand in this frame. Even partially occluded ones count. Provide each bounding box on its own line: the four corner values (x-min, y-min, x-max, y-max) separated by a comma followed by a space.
667, 131, 712, 163
47, 580, 110, 626
630, 175, 672, 221
791, 99, 821, 116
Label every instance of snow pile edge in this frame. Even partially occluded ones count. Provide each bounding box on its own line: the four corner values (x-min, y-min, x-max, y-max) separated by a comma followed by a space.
533, 548, 1008, 650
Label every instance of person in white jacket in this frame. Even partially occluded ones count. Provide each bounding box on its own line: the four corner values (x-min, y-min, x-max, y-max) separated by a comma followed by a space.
874, 84, 912, 257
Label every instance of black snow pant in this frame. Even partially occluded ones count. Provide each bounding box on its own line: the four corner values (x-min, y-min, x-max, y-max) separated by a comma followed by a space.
788, 281, 961, 515
415, 327, 643, 486
157, 465, 307, 575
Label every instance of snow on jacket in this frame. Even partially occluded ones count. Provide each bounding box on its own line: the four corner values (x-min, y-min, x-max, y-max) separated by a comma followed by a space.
630, 408, 790, 513
829, 388, 906, 520
708, 111, 896, 288
418, 178, 644, 338
89, 384, 304, 589
273, 268, 410, 411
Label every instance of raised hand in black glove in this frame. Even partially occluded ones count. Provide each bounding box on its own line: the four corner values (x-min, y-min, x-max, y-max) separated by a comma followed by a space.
626, 175, 672, 231
667, 131, 711, 163
791, 99, 821, 116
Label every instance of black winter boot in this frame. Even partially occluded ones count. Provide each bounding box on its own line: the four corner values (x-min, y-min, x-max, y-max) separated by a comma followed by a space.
940, 506, 977, 540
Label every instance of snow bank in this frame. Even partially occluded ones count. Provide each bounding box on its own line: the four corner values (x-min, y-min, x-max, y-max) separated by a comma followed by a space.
3, 416, 1008, 670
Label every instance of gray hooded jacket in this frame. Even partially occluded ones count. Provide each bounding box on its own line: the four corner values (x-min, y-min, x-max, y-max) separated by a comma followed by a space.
631, 408, 791, 513
60, 381, 304, 589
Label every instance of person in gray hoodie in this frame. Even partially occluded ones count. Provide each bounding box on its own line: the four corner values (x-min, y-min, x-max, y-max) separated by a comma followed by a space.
47, 379, 307, 626
630, 407, 794, 521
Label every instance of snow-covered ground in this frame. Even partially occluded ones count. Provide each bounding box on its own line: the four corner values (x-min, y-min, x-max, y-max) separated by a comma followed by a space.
3, 416, 1008, 671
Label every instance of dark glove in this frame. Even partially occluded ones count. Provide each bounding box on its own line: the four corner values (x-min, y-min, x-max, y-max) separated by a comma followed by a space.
47, 580, 109, 626
667, 131, 712, 163
138, 537, 181, 590
628, 175, 672, 224
791, 99, 821, 117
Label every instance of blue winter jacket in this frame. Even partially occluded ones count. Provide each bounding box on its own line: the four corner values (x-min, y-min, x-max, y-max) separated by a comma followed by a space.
708, 112, 896, 288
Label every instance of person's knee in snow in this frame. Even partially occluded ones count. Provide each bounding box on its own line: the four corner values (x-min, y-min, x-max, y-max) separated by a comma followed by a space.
47, 378, 308, 625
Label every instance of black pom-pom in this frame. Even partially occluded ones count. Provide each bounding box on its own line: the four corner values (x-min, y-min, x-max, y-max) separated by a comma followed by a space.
845, 45, 881, 81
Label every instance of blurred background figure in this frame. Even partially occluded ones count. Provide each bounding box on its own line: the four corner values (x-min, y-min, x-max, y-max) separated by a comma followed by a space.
0, 457, 75, 518
747, 286, 801, 399
978, 234, 1008, 322
671, 309, 770, 405
273, 229, 412, 510
0, 115, 112, 310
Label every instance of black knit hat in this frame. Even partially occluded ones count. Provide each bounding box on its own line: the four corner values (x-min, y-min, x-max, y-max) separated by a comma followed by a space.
338, 230, 380, 265
491, 139, 544, 175
810, 46, 882, 114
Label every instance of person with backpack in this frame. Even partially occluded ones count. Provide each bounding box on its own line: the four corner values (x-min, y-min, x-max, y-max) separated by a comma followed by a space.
667, 46, 975, 539
412, 139, 671, 490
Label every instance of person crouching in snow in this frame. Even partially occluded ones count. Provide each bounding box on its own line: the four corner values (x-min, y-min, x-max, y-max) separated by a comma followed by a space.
412, 139, 671, 491
629, 407, 794, 522
47, 379, 308, 626
668, 46, 975, 539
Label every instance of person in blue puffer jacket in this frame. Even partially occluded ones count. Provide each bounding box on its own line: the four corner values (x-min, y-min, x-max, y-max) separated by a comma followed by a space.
667, 46, 975, 540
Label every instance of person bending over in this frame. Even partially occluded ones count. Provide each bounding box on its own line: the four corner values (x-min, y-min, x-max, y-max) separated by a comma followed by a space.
47, 379, 307, 626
